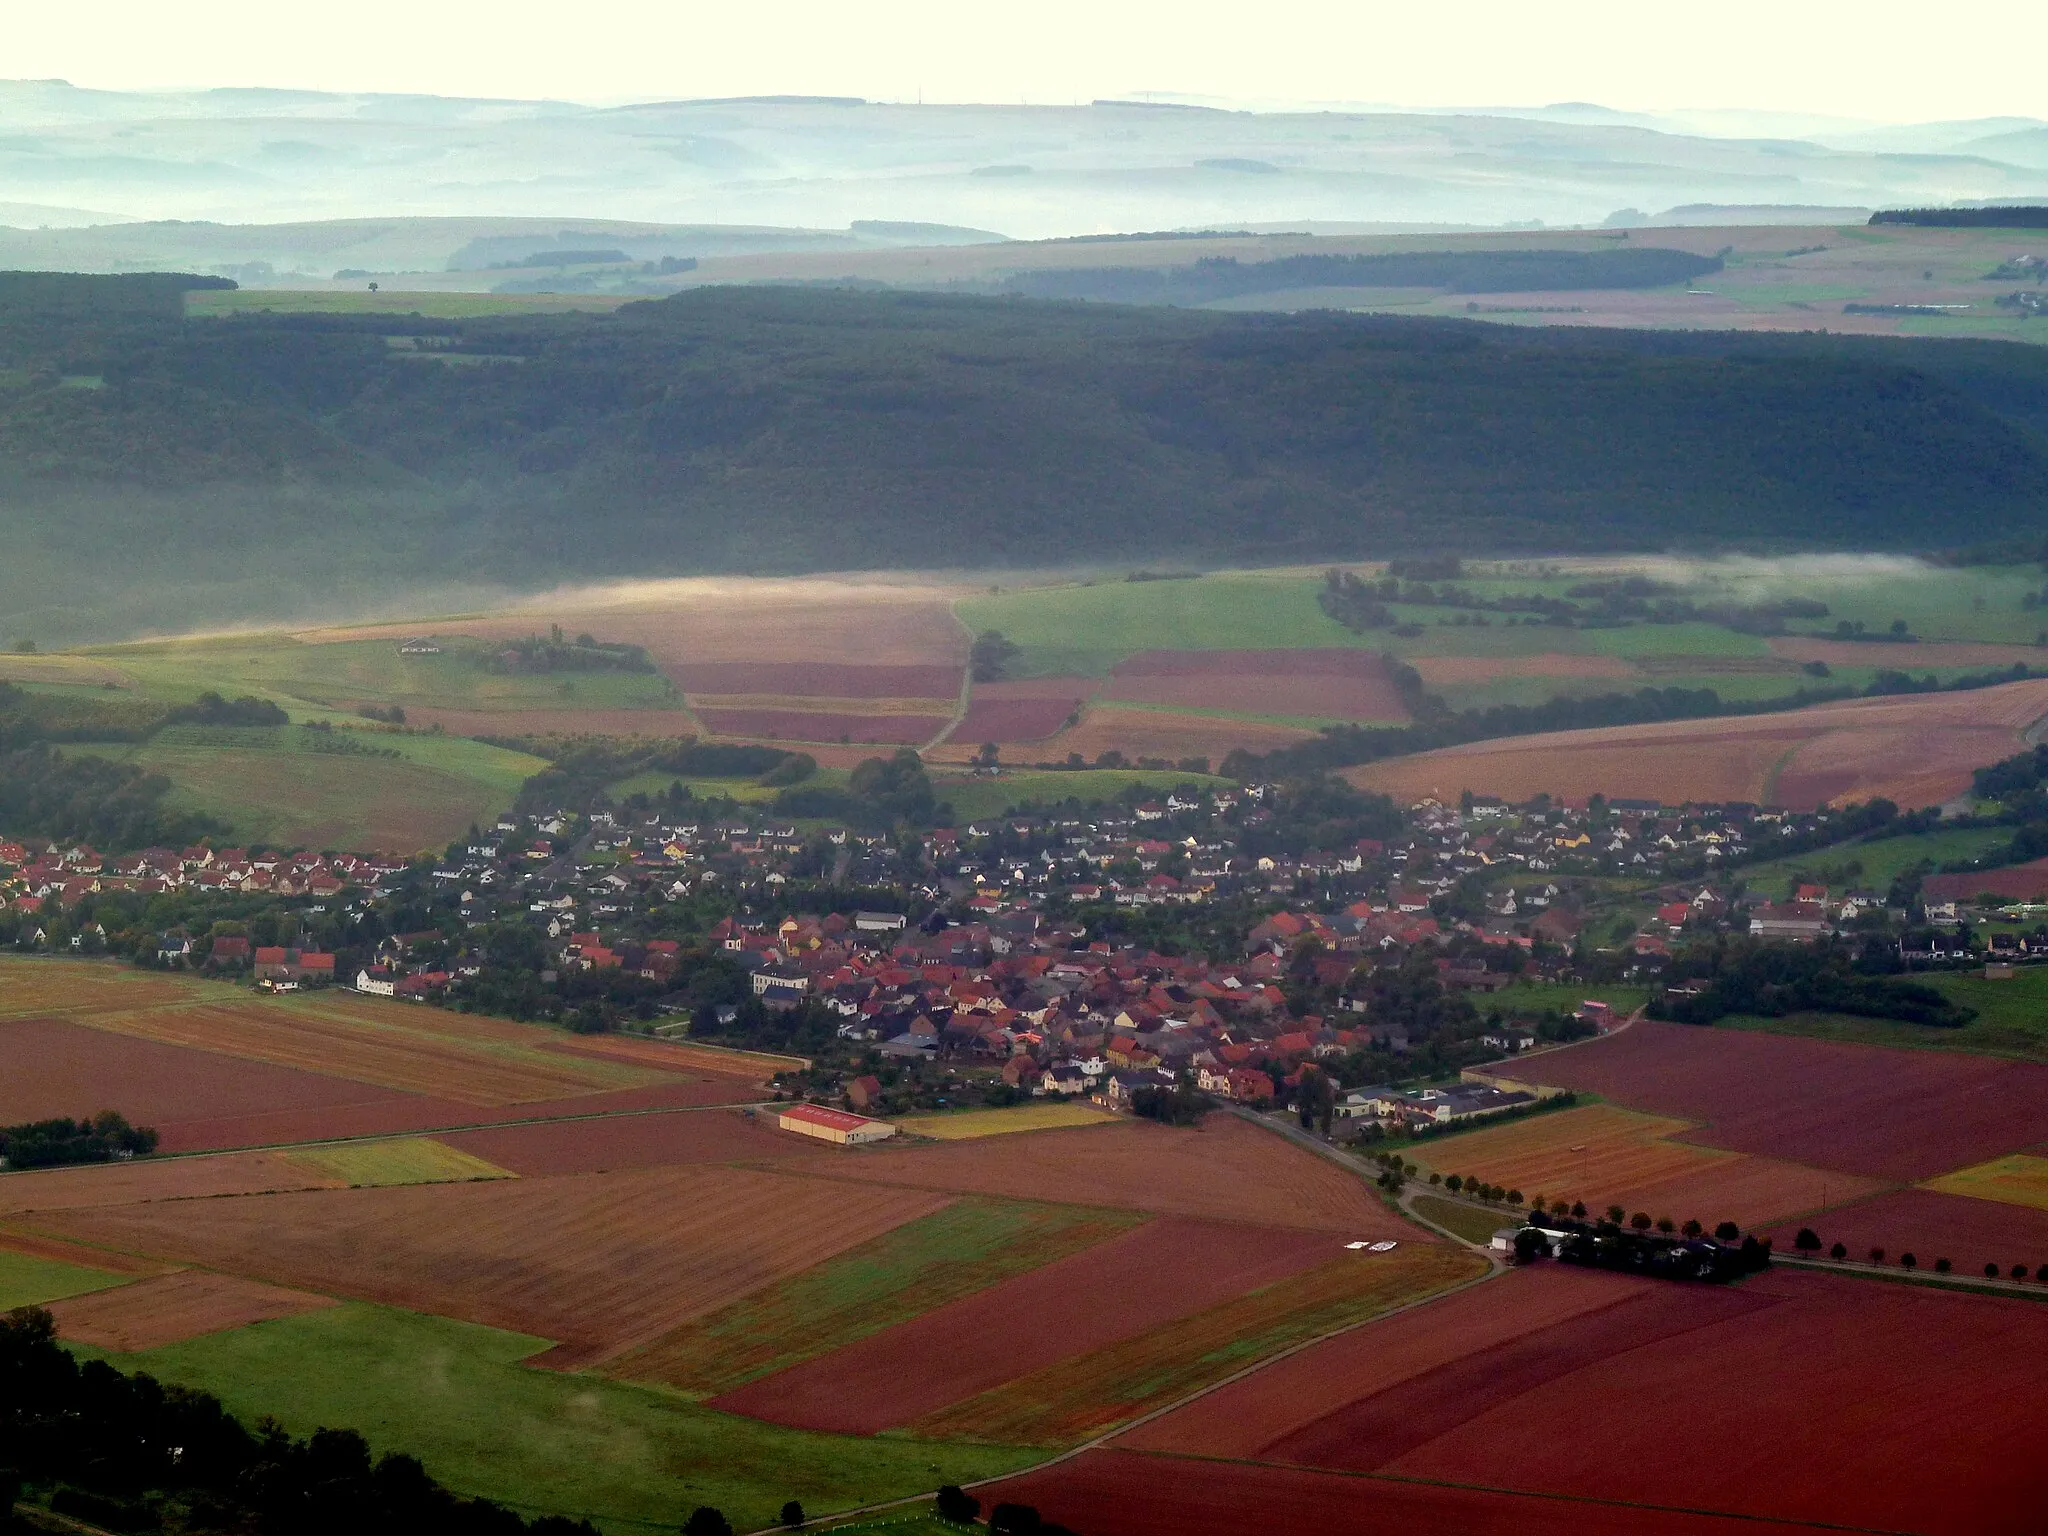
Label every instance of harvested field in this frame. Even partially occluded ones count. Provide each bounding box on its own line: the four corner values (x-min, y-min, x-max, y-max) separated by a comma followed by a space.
1124, 1264, 1643, 1458
0, 1017, 435, 1152
47, 1271, 336, 1352
678, 661, 961, 698
285, 1137, 514, 1188
1923, 1153, 2048, 1210
71, 995, 659, 1106
404, 707, 703, 739
1764, 1188, 2048, 1273
1031, 705, 1314, 765
893, 1103, 1118, 1139
617, 1197, 1137, 1398
539, 1033, 796, 1078
712, 1217, 1341, 1433
443, 1109, 827, 1176
1501, 1019, 2048, 1181
909, 1245, 1483, 1446
26, 1165, 952, 1366
982, 1450, 1831, 1536
1410, 653, 1637, 684
1410, 1104, 1726, 1203
0, 960, 198, 1018
692, 708, 944, 744
0, 1150, 348, 1218
1104, 650, 1408, 723
1598, 1155, 1889, 1231
1349, 676, 2048, 810
812, 1114, 1410, 1235
1361, 1269, 2048, 1536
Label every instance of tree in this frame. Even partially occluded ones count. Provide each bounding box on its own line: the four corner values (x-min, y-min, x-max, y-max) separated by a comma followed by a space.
1445, 1174, 1463, 1192
1655, 1216, 1676, 1234
1794, 1227, 1822, 1254
1714, 1221, 1741, 1243
1606, 1205, 1626, 1225
1570, 1202, 1587, 1219
970, 631, 1021, 683
2016, 1264, 2031, 1280
683, 1508, 733, 1536
1901, 1252, 1918, 1269
1986, 1263, 2001, 1279
1869, 1246, 1886, 1264
1681, 1219, 1703, 1238
1629, 1212, 1652, 1231
1934, 1257, 1952, 1274
1830, 1242, 1848, 1260
935, 1487, 980, 1524
1506, 1189, 1523, 1205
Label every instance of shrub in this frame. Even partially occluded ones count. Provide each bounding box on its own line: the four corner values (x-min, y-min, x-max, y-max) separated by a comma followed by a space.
935, 1487, 980, 1524
683, 1510, 733, 1536
1934, 1257, 1952, 1274
1901, 1252, 1918, 1269
1794, 1228, 1822, 1253
1869, 1246, 1886, 1264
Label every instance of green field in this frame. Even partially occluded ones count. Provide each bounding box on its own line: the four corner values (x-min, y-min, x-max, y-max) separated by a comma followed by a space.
82, 1302, 1039, 1533
1734, 826, 2014, 899
287, 1137, 517, 1188
186, 289, 639, 319
935, 769, 1227, 822
1473, 980, 1649, 1019
1408, 1193, 1514, 1245
610, 1198, 1138, 1397
0, 1246, 129, 1311
1724, 966, 2048, 1064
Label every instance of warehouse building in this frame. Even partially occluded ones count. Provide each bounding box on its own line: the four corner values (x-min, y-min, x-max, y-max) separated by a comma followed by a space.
772, 1103, 898, 1146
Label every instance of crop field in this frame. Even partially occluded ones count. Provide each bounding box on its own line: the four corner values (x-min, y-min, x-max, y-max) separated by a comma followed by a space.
1764, 1189, 2048, 1275
1100, 649, 1408, 723
285, 1136, 517, 1188
1091, 1265, 2048, 1536
0, 959, 211, 1018
81, 1300, 1040, 1534
0, 1148, 367, 1218
616, 1198, 1139, 1398
691, 707, 947, 744
811, 1115, 1410, 1235
1732, 824, 2013, 901
1350, 676, 2048, 810
23, 1164, 954, 1367
1921, 1154, 2048, 1211
1409, 1104, 1726, 1203
1403, 1195, 1507, 1245
48, 1270, 338, 1352
926, 768, 1224, 821
1028, 704, 1314, 764
443, 1108, 818, 1175
907, 1245, 1482, 1446
1504, 1020, 2048, 1183
713, 1217, 1348, 1434
939, 680, 1088, 745
0, 1243, 129, 1310
677, 661, 963, 698
892, 1102, 1118, 1138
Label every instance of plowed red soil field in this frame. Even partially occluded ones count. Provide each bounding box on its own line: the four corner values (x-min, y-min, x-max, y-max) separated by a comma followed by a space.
710, 1217, 1338, 1433
678, 661, 962, 697
0, 1017, 433, 1152
1032, 705, 1314, 764
948, 694, 1082, 743
1105, 1266, 2048, 1535
692, 708, 944, 744
25, 1165, 950, 1366
1348, 676, 2048, 810
1104, 650, 1409, 723
1411, 653, 1638, 684
444, 1110, 825, 1176
1764, 1188, 2048, 1274
47, 1271, 336, 1351
1601, 1155, 1887, 1231
983, 1450, 1829, 1536
1503, 1020, 2048, 1181
810, 1115, 1409, 1235
0, 1149, 344, 1217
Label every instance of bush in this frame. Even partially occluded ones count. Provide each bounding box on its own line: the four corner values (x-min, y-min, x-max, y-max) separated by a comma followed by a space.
1934, 1257, 1952, 1274
1794, 1227, 1822, 1253
683, 1509, 733, 1536
935, 1487, 980, 1524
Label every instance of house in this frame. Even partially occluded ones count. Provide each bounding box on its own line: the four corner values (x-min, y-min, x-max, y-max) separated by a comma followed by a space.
751, 965, 810, 1006
846, 1074, 884, 1112
207, 936, 251, 968
355, 967, 397, 997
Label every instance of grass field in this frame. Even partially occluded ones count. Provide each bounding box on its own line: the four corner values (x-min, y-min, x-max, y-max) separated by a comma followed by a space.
934, 769, 1226, 821
1725, 967, 2048, 1064
286, 1137, 517, 1188
611, 1198, 1137, 1396
79, 1301, 1040, 1533
1922, 1154, 2048, 1212
0, 1245, 129, 1310
907, 1245, 1483, 1446
892, 1104, 1119, 1139
1468, 980, 1649, 1019
1734, 826, 2014, 899
186, 290, 639, 318
1406, 1194, 1514, 1246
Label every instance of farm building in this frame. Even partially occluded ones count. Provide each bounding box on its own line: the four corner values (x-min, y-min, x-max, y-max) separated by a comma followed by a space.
772, 1104, 898, 1146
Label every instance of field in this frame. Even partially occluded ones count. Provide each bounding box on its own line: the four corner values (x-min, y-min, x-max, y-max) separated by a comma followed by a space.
0, 1243, 129, 1310
612, 1198, 1139, 1397
1503, 1019, 2048, 1183
1921, 1154, 2048, 1212
1405, 1194, 1510, 1245
1019, 704, 1314, 766
1763, 1189, 2048, 1275
443, 1107, 824, 1175
18, 1164, 956, 1368
1731, 823, 2014, 900
806, 1115, 1410, 1235
1100, 649, 1408, 724
1057, 1264, 2048, 1535
906, 1245, 1482, 1446
74, 1301, 1041, 1534
925, 768, 1225, 821
891, 1102, 1118, 1139
1727, 965, 2048, 1064
1350, 675, 2048, 810
710, 1217, 1350, 1434
285, 1136, 517, 1188
186, 289, 640, 318
47, 1271, 337, 1351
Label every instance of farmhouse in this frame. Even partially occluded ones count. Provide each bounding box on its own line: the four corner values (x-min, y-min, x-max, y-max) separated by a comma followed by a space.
771, 1104, 898, 1146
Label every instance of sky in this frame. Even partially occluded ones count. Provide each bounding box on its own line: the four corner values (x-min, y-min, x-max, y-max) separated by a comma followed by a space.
7, 0, 2042, 124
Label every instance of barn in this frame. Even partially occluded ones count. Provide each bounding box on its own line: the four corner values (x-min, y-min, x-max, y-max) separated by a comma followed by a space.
773, 1104, 898, 1146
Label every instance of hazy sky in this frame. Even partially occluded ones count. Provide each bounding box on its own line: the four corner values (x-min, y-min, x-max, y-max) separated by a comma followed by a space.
9, 1, 2041, 123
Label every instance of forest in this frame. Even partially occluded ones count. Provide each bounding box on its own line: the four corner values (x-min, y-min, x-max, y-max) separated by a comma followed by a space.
10, 276, 2048, 639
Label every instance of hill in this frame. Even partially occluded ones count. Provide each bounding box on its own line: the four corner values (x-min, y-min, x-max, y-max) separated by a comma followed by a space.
10, 280, 2048, 641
